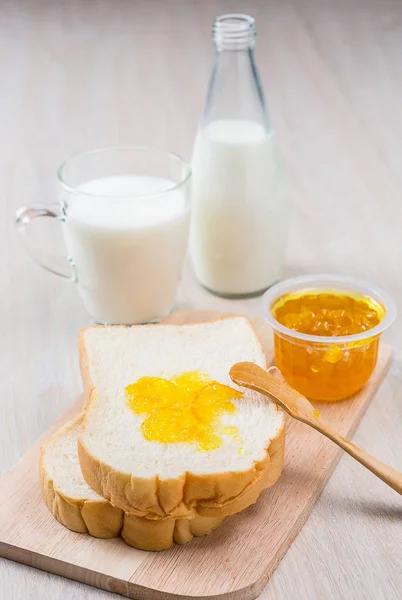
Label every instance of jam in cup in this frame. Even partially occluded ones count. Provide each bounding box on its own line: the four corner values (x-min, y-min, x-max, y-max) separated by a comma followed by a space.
262, 275, 396, 402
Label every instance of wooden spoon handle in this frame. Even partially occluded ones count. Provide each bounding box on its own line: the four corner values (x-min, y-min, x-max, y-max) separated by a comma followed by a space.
311, 420, 402, 495
230, 362, 402, 495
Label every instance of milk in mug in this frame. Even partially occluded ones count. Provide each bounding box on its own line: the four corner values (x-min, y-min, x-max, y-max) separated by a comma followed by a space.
63, 175, 190, 324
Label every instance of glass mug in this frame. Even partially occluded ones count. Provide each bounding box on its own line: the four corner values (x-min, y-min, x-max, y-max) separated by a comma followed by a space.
16, 147, 192, 324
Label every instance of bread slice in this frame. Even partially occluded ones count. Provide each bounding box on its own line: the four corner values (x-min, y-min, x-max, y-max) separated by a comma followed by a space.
40, 414, 225, 551
78, 317, 285, 518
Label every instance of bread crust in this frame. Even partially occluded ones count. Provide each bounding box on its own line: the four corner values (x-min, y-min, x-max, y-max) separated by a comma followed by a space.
40, 415, 225, 551
39, 416, 124, 538
78, 317, 285, 518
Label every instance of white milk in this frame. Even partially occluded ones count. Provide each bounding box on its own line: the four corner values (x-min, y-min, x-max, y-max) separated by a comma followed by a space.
190, 119, 288, 296
63, 175, 189, 324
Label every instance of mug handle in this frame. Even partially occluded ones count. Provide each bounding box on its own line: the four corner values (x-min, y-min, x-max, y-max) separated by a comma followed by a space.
15, 204, 77, 281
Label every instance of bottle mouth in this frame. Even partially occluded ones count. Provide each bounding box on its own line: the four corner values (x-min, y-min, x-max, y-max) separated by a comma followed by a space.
213, 14, 256, 50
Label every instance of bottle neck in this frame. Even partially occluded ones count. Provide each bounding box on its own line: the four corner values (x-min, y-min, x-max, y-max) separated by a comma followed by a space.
213, 13, 256, 51
203, 16, 269, 129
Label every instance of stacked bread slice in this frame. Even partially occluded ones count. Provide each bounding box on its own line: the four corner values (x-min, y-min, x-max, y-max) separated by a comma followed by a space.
40, 317, 285, 551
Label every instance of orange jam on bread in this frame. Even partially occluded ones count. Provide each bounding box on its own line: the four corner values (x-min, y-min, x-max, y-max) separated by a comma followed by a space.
126, 372, 242, 450
271, 290, 385, 401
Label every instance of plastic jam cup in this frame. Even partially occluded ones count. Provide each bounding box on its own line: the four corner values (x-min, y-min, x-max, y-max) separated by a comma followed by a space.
262, 275, 396, 402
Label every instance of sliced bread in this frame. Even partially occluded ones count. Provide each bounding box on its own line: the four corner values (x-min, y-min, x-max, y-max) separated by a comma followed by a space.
40, 414, 225, 551
78, 317, 285, 517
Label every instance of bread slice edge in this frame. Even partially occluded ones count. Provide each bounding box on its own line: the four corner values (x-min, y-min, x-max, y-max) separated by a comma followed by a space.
39, 413, 226, 550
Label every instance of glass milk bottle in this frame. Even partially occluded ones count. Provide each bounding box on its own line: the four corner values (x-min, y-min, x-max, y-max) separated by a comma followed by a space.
190, 14, 289, 297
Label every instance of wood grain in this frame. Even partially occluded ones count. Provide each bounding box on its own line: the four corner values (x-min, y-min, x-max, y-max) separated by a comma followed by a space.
2, 1, 402, 599
0, 311, 393, 600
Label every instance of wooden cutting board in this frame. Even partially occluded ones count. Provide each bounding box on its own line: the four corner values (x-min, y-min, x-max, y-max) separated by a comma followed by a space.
0, 310, 393, 600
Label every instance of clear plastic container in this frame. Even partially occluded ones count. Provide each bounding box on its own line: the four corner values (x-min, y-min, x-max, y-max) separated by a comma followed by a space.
262, 275, 396, 402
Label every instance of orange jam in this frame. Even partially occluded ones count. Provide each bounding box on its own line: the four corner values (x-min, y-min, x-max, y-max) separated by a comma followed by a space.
271, 290, 385, 402
126, 372, 242, 451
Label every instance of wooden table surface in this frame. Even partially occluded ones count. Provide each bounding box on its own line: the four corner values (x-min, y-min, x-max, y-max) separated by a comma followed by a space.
1, 1, 401, 599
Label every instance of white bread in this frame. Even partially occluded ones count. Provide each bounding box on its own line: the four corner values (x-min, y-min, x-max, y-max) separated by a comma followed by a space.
78, 317, 285, 518
40, 414, 225, 551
